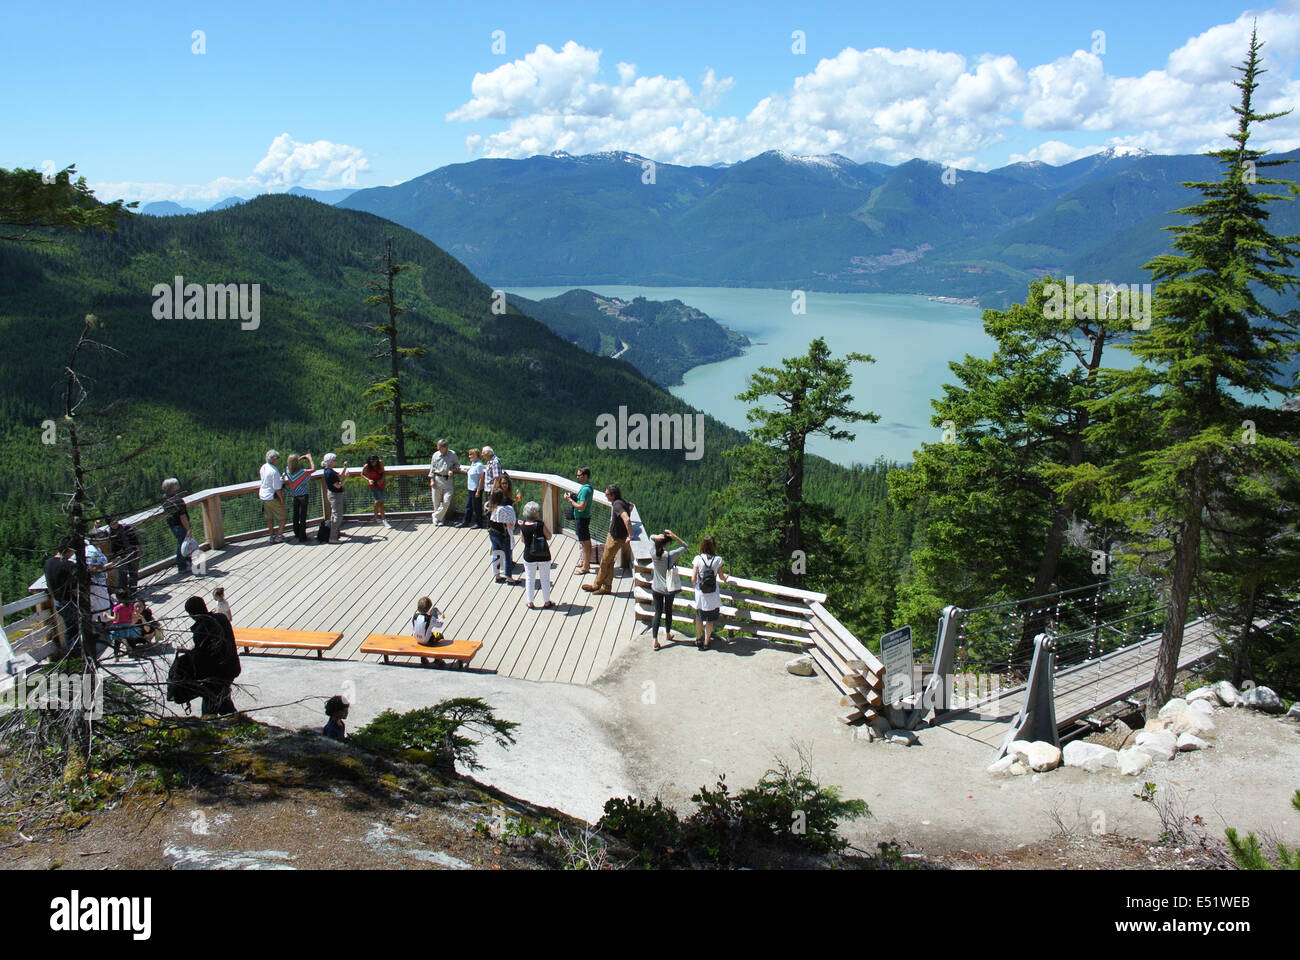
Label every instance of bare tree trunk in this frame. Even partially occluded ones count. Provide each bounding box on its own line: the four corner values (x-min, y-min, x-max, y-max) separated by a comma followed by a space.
1231, 583, 1256, 688
1147, 458, 1207, 720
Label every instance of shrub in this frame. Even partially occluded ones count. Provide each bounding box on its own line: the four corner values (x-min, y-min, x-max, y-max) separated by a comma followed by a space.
1226, 790, 1300, 870
351, 698, 518, 771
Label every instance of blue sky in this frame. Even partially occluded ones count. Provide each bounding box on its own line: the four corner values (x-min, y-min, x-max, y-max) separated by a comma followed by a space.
3, 0, 1296, 205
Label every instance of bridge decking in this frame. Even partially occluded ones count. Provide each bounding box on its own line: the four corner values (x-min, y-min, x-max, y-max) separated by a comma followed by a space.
136, 519, 641, 684
934, 618, 1222, 748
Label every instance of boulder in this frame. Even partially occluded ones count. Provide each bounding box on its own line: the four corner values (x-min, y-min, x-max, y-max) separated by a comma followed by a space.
1008, 759, 1032, 776
1006, 741, 1033, 761
1133, 729, 1177, 762
1143, 716, 1173, 734
1117, 748, 1153, 776
1288, 703, 1300, 721
1241, 686, 1284, 714
888, 730, 919, 747
785, 656, 815, 677
987, 755, 1017, 775
1157, 698, 1189, 719
1186, 699, 1215, 719
1063, 740, 1120, 773
1025, 741, 1062, 772
1084, 719, 1133, 751
1212, 680, 1241, 707
1176, 733, 1209, 752
1186, 686, 1219, 705
1170, 710, 1216, 739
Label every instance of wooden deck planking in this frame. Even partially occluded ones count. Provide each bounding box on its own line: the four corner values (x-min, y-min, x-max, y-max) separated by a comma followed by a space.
129, 520, 640, 685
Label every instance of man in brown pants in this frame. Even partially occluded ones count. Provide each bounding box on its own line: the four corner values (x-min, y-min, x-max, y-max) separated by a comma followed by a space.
582, 484, 633, 596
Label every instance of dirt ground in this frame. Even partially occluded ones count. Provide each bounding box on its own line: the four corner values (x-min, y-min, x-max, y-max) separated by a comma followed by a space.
591, 633, 1300, 858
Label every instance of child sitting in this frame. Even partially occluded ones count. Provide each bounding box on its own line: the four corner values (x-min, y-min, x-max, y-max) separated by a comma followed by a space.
212, 586, 232, 624
323, 695, 349, 741
411, 596, 444, 646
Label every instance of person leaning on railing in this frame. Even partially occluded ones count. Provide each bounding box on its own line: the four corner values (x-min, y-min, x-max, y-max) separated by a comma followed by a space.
283, 453, 315, 542
161, 478, 193, 576
321, 454, 348, 543
649, 529, 687, 650
564, 466, 594, 576
583, 484, 633, 596
429, 439, 460, 526
458, 447, 485, 529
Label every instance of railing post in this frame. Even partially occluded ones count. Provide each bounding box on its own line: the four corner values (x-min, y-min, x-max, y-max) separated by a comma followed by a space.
541, 479, 562, 535
201, 493, 226, 548
915, 605, 962, 725
998, 633, 1060, 756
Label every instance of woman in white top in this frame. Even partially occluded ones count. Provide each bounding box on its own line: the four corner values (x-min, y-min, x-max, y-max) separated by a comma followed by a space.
411, 596, 451, 667
487, 489, 520, 584
691, 536, 728, 650
649, 530, 686, 650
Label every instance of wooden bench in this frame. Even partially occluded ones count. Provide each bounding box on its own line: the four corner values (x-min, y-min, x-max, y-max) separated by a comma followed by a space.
232, 628, 342, 658
360, 633, 482, 669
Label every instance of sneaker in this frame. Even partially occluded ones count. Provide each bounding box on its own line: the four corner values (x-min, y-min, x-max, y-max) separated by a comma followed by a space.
382, 519, 393, 529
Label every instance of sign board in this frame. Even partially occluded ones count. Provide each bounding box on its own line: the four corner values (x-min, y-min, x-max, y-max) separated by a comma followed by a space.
880, 625, 914, 705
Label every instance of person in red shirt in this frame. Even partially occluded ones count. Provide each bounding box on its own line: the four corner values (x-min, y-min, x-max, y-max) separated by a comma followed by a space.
361, 455, 391, 529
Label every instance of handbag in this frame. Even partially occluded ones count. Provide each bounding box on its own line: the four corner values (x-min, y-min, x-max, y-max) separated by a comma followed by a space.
180, 533, 198, 557
564, 503, 575, 521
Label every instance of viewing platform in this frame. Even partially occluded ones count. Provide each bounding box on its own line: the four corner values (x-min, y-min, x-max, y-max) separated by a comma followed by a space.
15, 464, 885, 706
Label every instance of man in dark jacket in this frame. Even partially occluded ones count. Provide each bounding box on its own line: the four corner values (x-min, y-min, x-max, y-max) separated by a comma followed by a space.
107, 518, 142, 601
184, 596, 241, 715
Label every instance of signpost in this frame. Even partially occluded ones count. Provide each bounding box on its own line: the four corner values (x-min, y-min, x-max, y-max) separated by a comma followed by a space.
880, 625, 914, 705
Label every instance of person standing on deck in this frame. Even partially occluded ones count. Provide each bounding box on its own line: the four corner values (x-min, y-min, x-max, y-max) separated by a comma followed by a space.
322, 454, 348, 543
86, 532, 112, 644
43, 539, 78, 646
284, 453, 315, 542
362, 455, 391, 528
691, 537, 728, 650
107, 517, 141, 601
481, 446, 503, 495
649, 530, 687, 650
518, 501, 555, 609
259, 450, 288, 542
161, 478, 193, 576
487, 488, 521, 584
583, 484, 633, 596
429, 439, 460, 526
564, 467, 594, 576
458, 447, 485, 529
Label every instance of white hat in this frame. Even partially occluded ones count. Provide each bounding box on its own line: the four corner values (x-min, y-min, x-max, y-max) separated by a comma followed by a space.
322, 453, 337, 465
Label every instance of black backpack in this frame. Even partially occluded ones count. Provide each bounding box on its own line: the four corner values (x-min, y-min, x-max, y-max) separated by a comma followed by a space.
698, 556, 718, 594
166, 651, 201, 705
316, 521, 331, 542
193, 614, 242, 684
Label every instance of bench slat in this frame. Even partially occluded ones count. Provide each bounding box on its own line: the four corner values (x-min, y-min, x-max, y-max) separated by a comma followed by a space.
360, 633, 482, 667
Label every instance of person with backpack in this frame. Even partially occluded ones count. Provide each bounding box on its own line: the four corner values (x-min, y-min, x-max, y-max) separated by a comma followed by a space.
649, 529, 687, 650
583, 484, 633, 596
691, 536, 728, 650
43, 539, 78, 646
183, 595, 241, 715
486, 489, 521, 584
517, 501, 555, 609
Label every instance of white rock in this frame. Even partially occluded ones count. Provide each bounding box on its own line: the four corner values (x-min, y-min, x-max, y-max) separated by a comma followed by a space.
1143, 716, 1173, 733
1186, 686, 1219, 705
1009, 759, 1032, 776
1133, 729, 1177, 762
785, 655, 815, 677
1176, 733, 1209, 752
1063, 741, 1120, 773
1212, 680, 1241, 707
1025, 741, 1062, 772
1118, 748, 1153, 776
1241, 686, 1284, 714
1287, 703, 1300, 721
1006, 741, 1033, 761
888, 730, 919, 747
1186, 699, 1215, 719
1171, 710, 1216, 740
987, 755, 1017, 775
1157, 698, 1188, 719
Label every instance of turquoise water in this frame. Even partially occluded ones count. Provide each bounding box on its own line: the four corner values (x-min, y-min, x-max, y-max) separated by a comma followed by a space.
507, 285, 990, 467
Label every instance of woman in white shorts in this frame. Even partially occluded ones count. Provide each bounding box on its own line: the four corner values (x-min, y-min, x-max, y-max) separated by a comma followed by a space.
691, 536, 728, 650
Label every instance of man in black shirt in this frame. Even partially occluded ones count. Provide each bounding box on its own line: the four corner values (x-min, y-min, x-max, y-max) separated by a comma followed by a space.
108, 517, 142, 600
43, 539, 78, 646
583, 484, 634, 596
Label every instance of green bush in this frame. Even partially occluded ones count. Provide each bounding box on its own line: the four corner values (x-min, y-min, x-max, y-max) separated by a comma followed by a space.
1226, 790, 1300, 870
350, 698, 518, 771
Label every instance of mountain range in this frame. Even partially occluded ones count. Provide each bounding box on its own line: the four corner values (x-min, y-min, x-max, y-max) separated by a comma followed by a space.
138, 185, 358, 217
337, 147, 1300, 307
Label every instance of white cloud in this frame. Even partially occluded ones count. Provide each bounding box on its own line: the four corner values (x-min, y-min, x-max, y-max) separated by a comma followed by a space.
90, 133, 371, 205
448, 11, 1300, 168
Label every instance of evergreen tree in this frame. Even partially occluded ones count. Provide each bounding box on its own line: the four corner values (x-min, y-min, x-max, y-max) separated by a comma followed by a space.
1059, 31, 1300, 718
716, 338, 875, 588
0, 165, 134, 243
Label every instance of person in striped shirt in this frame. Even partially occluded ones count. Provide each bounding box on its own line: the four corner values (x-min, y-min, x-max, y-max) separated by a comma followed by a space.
284, 453, 315, 542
